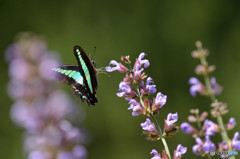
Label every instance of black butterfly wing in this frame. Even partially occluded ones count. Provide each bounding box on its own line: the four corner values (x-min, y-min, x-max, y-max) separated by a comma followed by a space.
73, 46, 98, 105
52, 65, 93, 105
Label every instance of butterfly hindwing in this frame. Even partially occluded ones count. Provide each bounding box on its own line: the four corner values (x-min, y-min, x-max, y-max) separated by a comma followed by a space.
52, 65, 84, 86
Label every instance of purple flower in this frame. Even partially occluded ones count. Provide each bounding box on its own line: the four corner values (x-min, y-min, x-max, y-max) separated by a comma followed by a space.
57, 152, 73, 159
164, 113, 179, 136
232, 132, 240, 151
154, 92, 167, 107
192, 137, 203, 155
28, 150, 51, 159
150, 149, 161, 159
210, 77, 222, 95
105, 60, 128, 73
138, 53, 150, 68
174, 144, 187, 158
128, 99, 143, 116
116, 81, 136, 98
202, 119, 219, 136
39, 54, 60, 80
28, 40, 47, 60
166, 113, 178, 127
6, 33, 88, 159
140, 77, 157, 95
145, 77, 157, 94
180, 122, 197, 134
9, 58, 30, 81
226, 117, 236, 130
134, 63, 144, 78
141, 118, 157, 132
72, 145, 87, 159
202, 136, 215, 153
189, 77, 205, 96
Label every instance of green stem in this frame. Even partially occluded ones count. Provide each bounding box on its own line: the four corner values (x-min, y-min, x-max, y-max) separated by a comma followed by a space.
199, 55, 235, 159
132, 68, 171, 158
195, 111, 202, 129
150, 113, 171, 159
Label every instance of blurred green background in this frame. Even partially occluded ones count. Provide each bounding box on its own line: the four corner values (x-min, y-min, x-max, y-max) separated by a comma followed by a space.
1, 0, 240, 158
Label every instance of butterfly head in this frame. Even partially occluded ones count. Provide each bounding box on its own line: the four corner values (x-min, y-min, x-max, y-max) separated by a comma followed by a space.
91, 60, 97, 68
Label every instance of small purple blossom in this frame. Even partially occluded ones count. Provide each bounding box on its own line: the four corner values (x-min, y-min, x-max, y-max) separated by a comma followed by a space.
232, 132, 240, 151
202, 119, 219, 136
134, 64, 144, 77
210, 77, 222, 95
189, 77, 205, 96
202, 136, 215, 153
140, 77, 157, 95
145, 77, 157, 94
116, 81, 136, 98
164, 113, 179, 137
141, 118, 157, 132
192, 137, 203, 155
180, 122, 197, 134
57, 152, 73, 159
138, 53, 150, 68
174, 144, 187, 158
105, 60, 128, 73
150, 149, 161, 159
128, 99, 143, 116
226, 117, 236, 130
166, 113, 178, 127
154, 92, 167, 107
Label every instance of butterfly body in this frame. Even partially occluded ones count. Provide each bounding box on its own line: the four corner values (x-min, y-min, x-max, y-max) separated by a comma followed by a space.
52, 46, 98, 106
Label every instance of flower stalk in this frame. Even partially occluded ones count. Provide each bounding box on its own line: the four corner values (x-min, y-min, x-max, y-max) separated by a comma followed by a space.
106, 53, 186, 159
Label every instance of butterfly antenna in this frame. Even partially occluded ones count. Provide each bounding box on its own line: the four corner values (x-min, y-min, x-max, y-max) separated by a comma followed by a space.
97, 67, 110, 77
91, 46, 97, 60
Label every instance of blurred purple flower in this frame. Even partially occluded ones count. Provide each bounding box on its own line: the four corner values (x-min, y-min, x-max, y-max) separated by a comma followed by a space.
6, 33, 88, 159
39, 53, 60, 80
210, 77, 222, 95
202, 136, 215, 153
180, 122, 198, 135
202, 119, 219, 136
232, 132, 240, 151
189, 77, 205, 97
28, 150, 51, 159
9, 58, 30, 81
226, 117, 236, 130
174, 144, 187, 158
192, 137, 203, 155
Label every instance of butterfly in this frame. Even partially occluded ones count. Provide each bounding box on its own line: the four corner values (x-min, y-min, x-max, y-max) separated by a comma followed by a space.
52, 46, 98, 106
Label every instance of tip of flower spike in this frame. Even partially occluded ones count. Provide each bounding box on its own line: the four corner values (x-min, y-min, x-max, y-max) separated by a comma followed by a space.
195, 41, 202, 48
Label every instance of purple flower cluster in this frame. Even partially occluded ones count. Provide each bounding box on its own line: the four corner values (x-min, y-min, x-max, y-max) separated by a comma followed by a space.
106, 53, 167, 116
150, 144, 187, 159
181, 41, 239, 158
6, 32, 87, 159
189, 77, 222, 97
106, 54, 186, 158
192, 136, 215, 155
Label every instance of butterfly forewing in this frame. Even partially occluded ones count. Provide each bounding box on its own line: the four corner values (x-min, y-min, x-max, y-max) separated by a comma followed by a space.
74, 46, 98, 93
